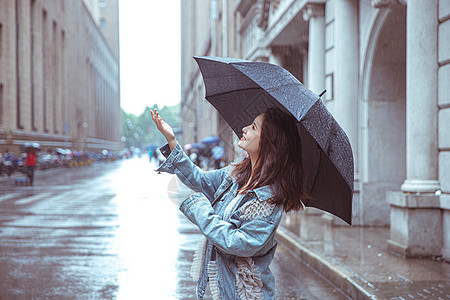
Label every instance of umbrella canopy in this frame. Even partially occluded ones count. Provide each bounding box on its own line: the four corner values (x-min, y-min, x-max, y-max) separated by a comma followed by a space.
55, 148, 66, 155
190, 143, 206, 149
201, 135, 221, 145
195, 56, 354, 225
23, 142, 40, 150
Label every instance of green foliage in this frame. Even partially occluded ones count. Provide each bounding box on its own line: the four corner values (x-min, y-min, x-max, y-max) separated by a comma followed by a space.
121, 103, 180, 150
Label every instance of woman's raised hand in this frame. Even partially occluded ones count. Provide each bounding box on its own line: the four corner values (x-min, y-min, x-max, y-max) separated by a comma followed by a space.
151, 109, 177, 151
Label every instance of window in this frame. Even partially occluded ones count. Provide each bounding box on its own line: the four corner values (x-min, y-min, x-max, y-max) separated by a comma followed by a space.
52, 21, 58, 134
0, 84, 3, 125
99, 0, 106, 10
16, 1, 22, 129
42, 10, 48, 132
0, 23, 3, 83
100, 18, 106, 29
31, 0, 36, 130
0, 23, 2, 58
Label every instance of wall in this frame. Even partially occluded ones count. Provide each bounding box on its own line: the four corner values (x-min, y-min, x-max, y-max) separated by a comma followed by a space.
0, 0, 120, 153
438, 0, 450, 259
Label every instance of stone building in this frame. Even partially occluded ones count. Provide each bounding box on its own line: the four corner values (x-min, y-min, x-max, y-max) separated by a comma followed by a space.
0, 0, 120, 153
180, 0, 242, 162
180, 0, 450, 259
84, 0, 119, 58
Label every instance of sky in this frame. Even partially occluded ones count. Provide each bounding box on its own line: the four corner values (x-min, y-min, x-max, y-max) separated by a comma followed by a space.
119, 1, 181, 116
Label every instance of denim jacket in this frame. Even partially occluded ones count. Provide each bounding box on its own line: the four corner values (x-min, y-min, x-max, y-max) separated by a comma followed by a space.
156, 143, 284, 299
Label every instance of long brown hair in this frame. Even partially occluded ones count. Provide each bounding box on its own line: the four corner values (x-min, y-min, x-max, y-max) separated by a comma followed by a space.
232, 107, 310, 212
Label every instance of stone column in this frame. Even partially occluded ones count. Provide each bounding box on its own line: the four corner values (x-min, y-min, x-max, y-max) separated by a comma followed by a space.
222, 0, 228, 57
401, 0, 439, 193
334, 0, 358, 156
299, 1, 329, 233
303, 2, 325, 95
387, 0, 441, 257
332, 0, 359, 225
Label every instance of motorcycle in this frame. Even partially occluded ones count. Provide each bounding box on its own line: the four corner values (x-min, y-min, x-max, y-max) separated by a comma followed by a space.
3, 160, 13, 177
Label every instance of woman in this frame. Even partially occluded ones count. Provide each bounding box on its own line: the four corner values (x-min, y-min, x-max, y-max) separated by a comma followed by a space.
151, 107, 309, 299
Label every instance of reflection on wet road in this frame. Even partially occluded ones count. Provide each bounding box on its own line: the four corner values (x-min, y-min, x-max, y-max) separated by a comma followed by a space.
0, 157, 348, 299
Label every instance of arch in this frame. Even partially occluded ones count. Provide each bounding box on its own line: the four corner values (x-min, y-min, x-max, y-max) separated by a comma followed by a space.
359, 6, 407, 225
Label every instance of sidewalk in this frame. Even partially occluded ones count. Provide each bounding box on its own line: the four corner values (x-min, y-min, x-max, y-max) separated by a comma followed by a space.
277, 210, 450, 299
4, 169, 449, 299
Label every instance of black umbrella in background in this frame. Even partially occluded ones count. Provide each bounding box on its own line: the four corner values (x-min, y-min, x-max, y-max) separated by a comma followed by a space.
194, 56, 354, 225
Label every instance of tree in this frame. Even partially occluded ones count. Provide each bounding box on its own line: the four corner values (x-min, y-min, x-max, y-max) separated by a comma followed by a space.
121, 103, 180, 150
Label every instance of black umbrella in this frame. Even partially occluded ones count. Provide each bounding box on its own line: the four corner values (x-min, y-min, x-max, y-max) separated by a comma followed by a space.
194, 56, 354, 225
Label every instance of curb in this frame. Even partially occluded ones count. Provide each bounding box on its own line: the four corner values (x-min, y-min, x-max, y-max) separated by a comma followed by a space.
276, 227, 381, 300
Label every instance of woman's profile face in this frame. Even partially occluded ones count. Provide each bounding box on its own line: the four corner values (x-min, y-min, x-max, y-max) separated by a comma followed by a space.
238, 114, 264, 158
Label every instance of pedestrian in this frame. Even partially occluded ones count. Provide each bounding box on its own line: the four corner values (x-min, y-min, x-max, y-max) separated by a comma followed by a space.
26, 147, 37, 185
151, 108, 310, 299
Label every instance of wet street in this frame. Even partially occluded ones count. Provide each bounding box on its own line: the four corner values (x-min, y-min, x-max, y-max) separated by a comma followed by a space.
0, 157, 348, 299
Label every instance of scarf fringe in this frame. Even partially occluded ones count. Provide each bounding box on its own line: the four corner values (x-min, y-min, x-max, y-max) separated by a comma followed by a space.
235, 257, 264, 300
208, 260, 221, 300
190, 237, 208, 282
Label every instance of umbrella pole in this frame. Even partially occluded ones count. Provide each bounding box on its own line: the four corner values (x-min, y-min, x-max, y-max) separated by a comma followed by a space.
319, 89, 327, 97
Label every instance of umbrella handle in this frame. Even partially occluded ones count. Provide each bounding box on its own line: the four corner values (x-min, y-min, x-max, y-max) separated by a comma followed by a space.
319, 89, 327, 97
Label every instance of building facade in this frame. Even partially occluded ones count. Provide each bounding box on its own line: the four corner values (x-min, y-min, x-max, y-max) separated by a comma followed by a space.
84, 0, 119, 58
181, 0, 450, 259
0, 0, 120, 154
180, 0, 242, 162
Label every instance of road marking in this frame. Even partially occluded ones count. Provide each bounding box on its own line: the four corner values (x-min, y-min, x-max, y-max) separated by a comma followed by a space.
15, 193, 53, 205
50, 190, 86, 202
0, 193, 21, 203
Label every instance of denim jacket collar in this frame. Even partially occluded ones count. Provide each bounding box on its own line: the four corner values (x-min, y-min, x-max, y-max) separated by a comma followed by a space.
250, 185, 274, 202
